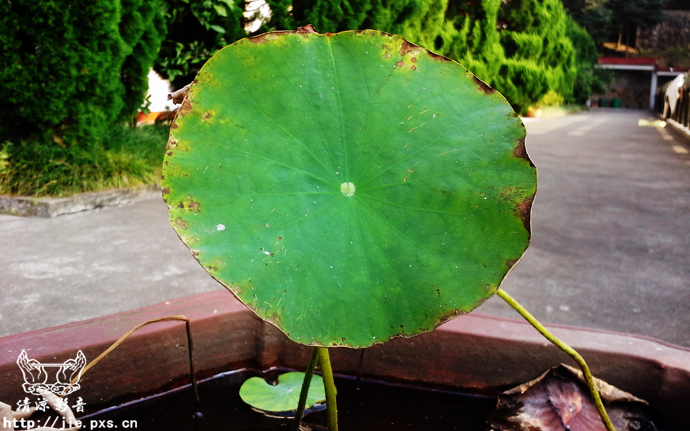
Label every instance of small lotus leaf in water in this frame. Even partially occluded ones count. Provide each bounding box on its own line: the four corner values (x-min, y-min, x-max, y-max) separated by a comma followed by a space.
239, 372, 326, 414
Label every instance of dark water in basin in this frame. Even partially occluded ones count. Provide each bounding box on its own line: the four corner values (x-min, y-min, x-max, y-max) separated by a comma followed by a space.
74, 368, 495, 431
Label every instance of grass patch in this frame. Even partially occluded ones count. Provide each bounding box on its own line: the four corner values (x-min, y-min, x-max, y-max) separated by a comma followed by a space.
0, 124, 169, 197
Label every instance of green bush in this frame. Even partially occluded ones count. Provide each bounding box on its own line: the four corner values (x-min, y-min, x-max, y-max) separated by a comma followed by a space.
495, 0, 577, 110
0, 0, 166, 196
565, 16, 599, 103
161, 0, 598, 114
493, 59, 549, 111
0, 0, 124, 147
539, 90, 566, 106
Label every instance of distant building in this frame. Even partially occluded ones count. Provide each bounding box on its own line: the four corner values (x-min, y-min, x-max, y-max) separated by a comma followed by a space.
594, 11, 690, 109
596, 58, 687, 110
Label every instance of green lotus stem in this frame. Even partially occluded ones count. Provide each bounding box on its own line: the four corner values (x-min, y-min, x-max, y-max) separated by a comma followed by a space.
291, 348, 319, 431
496, 288, 617, 431
317, 347, 338, 431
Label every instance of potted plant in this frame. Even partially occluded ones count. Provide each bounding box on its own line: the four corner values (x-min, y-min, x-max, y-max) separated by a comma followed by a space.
1, 26, 689, 431
0, 292, 689, 430
155, 25, 672, 431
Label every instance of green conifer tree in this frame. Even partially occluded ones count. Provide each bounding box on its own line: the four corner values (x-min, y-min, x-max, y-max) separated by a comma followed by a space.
119, 0, 168, 124
496, 0, 576, 108
0, 0, 167, 195
155, 0, 245, 89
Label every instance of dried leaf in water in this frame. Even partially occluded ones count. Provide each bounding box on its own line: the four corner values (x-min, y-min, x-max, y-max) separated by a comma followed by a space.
487, 364, 666, 431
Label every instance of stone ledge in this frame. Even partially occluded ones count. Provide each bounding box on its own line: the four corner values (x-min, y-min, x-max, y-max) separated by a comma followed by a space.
0, 184, 161, 217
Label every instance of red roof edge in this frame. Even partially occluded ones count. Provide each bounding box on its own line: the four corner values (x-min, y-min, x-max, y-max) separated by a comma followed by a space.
657, 67, 689, 72
598, 57, 657, 65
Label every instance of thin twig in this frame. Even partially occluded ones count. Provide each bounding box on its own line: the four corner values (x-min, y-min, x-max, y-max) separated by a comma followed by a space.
168, 84, 192, 105
66, 316, 201, 416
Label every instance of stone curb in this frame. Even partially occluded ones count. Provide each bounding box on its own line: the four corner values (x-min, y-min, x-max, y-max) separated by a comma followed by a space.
0, 184, 161, 217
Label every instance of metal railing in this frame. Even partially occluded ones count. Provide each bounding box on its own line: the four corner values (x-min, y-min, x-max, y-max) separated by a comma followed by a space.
657, 78, 690, 128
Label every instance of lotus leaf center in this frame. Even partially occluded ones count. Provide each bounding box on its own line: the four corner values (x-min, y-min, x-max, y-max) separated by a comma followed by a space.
340, 182, 355, 197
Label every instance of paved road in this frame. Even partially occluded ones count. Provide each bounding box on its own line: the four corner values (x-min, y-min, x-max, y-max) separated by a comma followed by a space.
1, 109, 689, 347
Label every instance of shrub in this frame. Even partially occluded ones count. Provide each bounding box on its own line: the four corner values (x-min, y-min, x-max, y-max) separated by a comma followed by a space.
539, 90, 566, 106
0, 0, 124, 147
164, 0, 597, 113
0, 0, 166, 196
493, 59, 549, 113
565, 16, 599, 103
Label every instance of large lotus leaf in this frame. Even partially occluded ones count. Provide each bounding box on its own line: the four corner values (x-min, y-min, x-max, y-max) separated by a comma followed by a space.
162, 28, 536, 348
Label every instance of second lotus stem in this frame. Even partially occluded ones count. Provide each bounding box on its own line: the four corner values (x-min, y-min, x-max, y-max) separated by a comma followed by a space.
317, 347, 338, 431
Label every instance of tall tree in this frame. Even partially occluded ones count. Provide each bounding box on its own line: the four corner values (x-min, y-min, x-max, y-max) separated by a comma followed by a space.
562, 0, 667, 46
154, 0, 246, 89
608, 0, 666, 51
0, 0, 166, 146
560, 0, 612, 43
119, 0, 168, 124
159, 0, 597, 113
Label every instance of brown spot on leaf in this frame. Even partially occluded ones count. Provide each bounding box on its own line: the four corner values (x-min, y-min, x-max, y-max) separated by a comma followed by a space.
175, 217, 188, 230
427, 51, 451, 62
178, 202, 184, 209
178, 97, 193, 117
515, 195, 534, 238
506, 259, 518, 268
411, 65, 417, 71
265, 312, 281, 326
166, 136, 178, 150
514, 137, 535, 167
396, 60, 405, 68
398, 41, 414, 56
249, 33, 271, 44
161, 187, 170, 195
188, 201, 200, 213
473, 76, 495, 95
171, 122, 179, 129
436, 308, 466, 326
166, 151, 173, 156
201, 111, 212, 121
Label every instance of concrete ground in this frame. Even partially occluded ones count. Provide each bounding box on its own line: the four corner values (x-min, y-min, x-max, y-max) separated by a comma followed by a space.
1, 109, 689, 347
